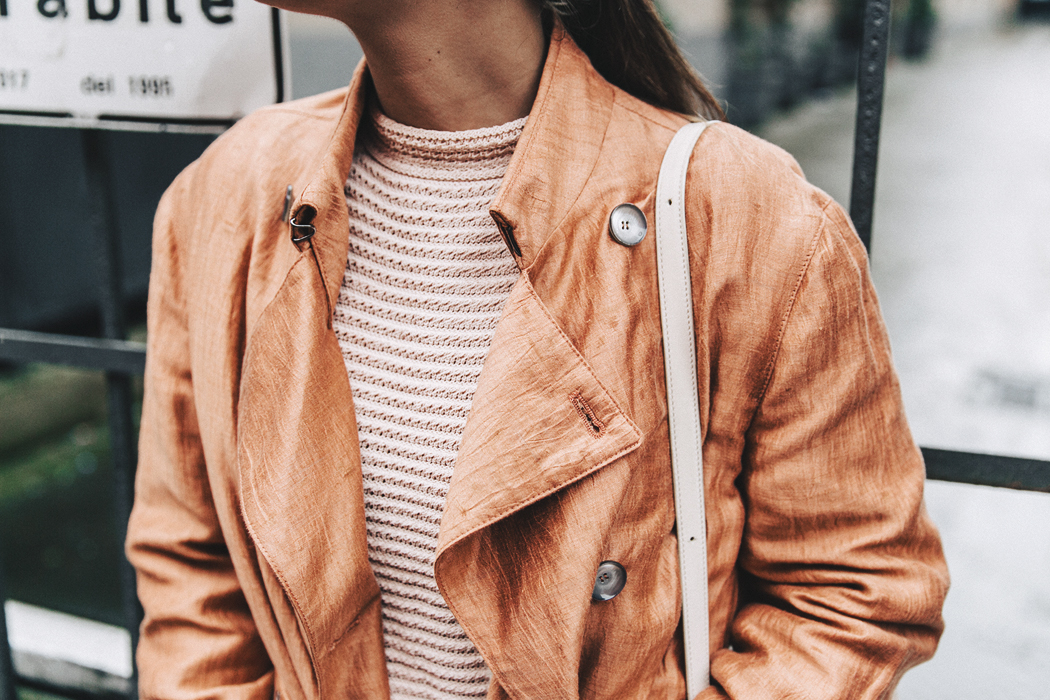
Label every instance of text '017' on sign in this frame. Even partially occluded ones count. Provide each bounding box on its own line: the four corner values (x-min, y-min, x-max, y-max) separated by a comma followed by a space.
0, 0, 289, 132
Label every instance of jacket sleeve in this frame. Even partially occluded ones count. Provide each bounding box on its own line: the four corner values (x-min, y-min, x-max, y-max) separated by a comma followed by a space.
126, 168, 274, 700
706, 201, 950, 699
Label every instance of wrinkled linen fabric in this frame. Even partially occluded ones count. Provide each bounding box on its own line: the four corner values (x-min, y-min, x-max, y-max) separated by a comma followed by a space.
127, 21, 949, 700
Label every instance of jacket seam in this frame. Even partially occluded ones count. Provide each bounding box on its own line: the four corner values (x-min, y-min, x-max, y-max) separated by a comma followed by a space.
237, 481, 322, 688
311, 75, 367, 321
753, 205, 830, 405
307, 242, 334, 326
494, 36, 560, 231
612, 95, 690, 135
256, 106, 343, 122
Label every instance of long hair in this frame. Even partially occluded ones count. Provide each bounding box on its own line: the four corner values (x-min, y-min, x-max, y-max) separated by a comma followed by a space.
542, 0, 725, 119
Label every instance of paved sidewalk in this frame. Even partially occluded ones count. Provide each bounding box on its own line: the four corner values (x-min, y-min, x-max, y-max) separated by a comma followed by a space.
759, 21, 1050, 698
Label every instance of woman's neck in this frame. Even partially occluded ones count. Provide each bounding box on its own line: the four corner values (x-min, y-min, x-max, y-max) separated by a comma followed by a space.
335, 0, 546, 132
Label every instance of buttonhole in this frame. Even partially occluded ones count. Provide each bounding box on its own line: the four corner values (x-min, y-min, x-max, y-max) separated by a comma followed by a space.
491, 211, 522, 258
570, 390, 606, 438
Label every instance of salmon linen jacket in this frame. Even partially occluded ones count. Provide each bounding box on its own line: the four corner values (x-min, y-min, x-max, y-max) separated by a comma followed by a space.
126, 23, 949, 700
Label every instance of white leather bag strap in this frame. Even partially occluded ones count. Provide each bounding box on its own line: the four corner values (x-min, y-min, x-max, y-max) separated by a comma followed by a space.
655, 120, 711, 698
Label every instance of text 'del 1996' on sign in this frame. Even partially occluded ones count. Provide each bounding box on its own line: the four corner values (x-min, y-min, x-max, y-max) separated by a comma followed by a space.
0, 68, 29, 90
129, 76, 173, 97
0, 0, 286, 130
79, 74, 173, 97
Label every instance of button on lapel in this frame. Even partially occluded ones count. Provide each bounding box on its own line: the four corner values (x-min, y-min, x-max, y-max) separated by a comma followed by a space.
608, 203, 647, 246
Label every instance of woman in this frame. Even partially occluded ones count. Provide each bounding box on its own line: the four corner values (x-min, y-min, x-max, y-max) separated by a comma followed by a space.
126, 0, 949, 698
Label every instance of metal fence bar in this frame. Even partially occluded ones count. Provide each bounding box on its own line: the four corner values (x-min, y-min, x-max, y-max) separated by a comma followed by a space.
923, 447, 1050, 493
16, 675, 127, 700
0, 553, 17, 700
8, 324, 1050, 496
82, 128, 141, 699
0, 329, 146, 373
849, 0, 892, 252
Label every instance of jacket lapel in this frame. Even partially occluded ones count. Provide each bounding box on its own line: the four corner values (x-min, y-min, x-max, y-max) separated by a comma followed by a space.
238, 63, 382, 668
434, 275, 642, 700
430, 27, 660, 698
238, 250, 380, 655
437, 275, 642, 550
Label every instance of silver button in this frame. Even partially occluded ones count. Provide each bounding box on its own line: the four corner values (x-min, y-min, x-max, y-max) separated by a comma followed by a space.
592, 560, 627, 602
609, 204, 647, 246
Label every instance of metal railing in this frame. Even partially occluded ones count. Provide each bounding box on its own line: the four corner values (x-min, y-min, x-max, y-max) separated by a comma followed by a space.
0, 0, 1048, 697
0, 130, 144, 699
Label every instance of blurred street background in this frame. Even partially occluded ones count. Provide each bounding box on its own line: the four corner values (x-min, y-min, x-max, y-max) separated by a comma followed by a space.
1, 0, 1048, 696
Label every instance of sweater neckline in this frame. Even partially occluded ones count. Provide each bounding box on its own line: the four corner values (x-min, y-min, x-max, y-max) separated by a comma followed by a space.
366, 106, 527, 165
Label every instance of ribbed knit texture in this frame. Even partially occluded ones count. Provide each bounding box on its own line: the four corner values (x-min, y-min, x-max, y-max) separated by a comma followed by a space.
334, 107, 525, 700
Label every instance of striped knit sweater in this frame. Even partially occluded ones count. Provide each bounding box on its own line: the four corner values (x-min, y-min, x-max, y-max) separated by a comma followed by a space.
334, 107, 525, 700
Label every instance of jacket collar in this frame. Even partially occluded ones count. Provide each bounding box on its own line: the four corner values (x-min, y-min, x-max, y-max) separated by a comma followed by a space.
288, 61, 370, 320
487, 22, 616, 269
288, 21, 616, 318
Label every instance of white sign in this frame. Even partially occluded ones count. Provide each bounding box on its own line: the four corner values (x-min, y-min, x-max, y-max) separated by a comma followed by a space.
0, 0, 288, 131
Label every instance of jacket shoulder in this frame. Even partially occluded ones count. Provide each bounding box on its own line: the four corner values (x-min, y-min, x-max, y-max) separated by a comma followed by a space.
688, 121, 851, 265
158, 88, 350, 252
697, 121, 804, 178
190, 88, 348, 189
691, 121, 819, 212
609, 89, 835, 235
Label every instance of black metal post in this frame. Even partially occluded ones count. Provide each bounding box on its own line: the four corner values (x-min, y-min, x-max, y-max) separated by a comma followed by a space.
923, 447, 1050, 493
0, 548, 17, 700
0, 329, 146, 373
849, 0, 892, 253
81, 129, 140, 699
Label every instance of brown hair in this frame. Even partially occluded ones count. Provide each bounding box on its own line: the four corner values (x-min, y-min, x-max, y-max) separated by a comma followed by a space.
542, 0, 724, 119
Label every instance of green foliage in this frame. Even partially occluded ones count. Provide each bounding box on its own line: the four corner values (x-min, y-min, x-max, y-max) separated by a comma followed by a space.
910, 0, 935, 24
0, 365, 105, 453
0, 362, 143, 626
0, 417, 125, 625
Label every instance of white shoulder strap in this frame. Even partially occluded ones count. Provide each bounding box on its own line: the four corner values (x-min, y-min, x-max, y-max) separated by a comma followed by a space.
655, 120, 711, 698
